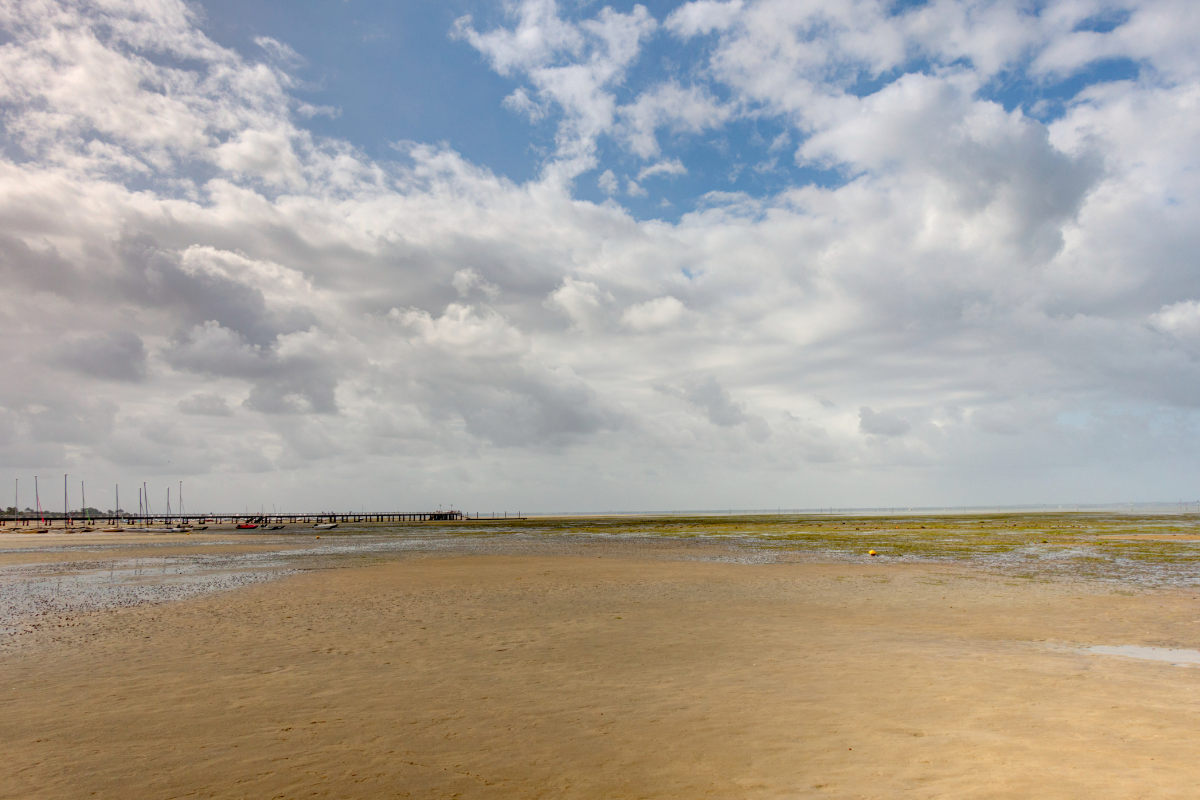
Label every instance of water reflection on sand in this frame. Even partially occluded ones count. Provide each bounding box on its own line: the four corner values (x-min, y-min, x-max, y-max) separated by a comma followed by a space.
1088, 645, 1200, 666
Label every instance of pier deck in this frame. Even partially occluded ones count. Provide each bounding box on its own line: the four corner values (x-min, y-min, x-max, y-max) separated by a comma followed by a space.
0, 510, 528, 527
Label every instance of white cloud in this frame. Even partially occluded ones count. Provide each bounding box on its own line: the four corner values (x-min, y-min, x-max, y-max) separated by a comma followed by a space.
52, 330, 147, 382
452, 268, 500, 298
665, 0, 745, 38
1151, 300, 1200, 338
179, 392, 234, 416
254, 36, 304, 69
545, 278, 613, 332
454, 0, 657, 176
859, 407, 910, 437
622, 296, 687, 331
392, 303, 526, 359
597, 168, 618, 194
3, 0, 1200, 510
502, 86, 550, 122
684, 375, 749, 427
617, 81, 731, 158
637, 159, 688, 181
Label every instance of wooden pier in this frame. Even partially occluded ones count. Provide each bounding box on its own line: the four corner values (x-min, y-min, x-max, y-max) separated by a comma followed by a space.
0, 510, 531, 527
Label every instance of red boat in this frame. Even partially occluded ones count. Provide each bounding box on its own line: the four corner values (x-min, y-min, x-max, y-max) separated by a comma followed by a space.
236, 523, 258, 529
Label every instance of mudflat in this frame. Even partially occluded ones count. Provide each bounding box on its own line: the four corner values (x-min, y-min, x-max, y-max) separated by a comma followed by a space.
3, 537, 1200, 798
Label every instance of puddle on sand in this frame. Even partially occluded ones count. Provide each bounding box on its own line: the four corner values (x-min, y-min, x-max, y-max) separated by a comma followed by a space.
1087, 645, 1200, 666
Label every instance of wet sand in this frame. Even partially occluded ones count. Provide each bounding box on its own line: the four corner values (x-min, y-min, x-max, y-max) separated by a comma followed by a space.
3, 533, 1200, 798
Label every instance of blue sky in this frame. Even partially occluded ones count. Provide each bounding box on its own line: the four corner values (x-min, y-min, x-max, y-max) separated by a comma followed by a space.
199, 1, 545, 181
195, 0, 1147, 221
2, 0, 1200, 512
196, 0, 824, 216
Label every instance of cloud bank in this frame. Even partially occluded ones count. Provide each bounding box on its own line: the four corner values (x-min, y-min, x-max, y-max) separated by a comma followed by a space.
2, 0, 1199, 511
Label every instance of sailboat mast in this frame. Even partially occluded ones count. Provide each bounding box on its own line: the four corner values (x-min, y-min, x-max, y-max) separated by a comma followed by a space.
64, 473, 68, 526
35, 475, 41, 524
81, 481, 87, 524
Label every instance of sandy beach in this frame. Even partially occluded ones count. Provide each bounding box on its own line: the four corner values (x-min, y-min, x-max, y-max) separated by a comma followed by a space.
2, 519, 1200, 798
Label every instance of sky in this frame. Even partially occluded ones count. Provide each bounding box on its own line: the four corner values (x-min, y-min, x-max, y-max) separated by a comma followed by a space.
2, 0, 1200, 514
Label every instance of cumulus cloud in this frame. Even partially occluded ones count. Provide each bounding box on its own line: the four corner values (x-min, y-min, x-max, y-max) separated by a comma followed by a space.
622, 296, 687, 332
452, 268, 500, 299
545, 278, 613, 332
684, 376, 749, 427
453, 0, 658, 176
618, 82, 731, 158
665, 0, 745, 38
52, 331, 147, 382
165, 322, 340, 415
2, 0, 1200, 510
597, 169, 619, 194
1151, 300, 1200, 338
179, 392, 234, 416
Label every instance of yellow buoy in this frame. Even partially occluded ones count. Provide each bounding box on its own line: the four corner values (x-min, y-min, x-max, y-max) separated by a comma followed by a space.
868, 550, 877, 556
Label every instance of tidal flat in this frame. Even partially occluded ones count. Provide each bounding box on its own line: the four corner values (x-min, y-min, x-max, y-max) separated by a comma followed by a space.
6, 511, 1200, 637
460, 511, 1200, 587
2, 514, 1200, 798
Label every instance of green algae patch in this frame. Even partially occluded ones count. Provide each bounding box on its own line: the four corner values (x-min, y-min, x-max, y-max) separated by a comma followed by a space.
411, 511, 1200, 587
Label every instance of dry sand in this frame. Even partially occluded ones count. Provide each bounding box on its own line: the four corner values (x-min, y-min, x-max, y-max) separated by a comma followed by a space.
3, 537, 1200, 798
